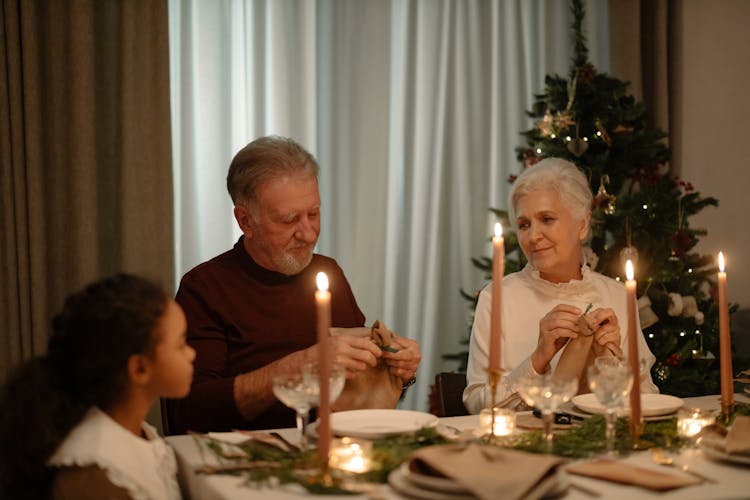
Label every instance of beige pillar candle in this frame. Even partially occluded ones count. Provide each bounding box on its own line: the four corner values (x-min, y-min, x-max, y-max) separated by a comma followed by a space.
315, 272, 332, 464
717, 252, 734, 407
489, 223, 504, 373
625, 260, 642, 431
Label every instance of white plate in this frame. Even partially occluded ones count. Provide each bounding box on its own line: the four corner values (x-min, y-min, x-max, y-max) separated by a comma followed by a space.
572, 393, 683, 417
700, 444, 750, 466
388, 465, 475, 500
399, 462, 471, 494
389, 463, 567, 499
330, 409, 438, 438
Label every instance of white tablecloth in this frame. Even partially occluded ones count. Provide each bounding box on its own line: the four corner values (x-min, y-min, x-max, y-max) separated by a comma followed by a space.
166, 394, 750, 499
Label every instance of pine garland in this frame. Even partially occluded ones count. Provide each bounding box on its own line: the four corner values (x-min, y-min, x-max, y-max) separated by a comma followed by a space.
194, 403, 750, 494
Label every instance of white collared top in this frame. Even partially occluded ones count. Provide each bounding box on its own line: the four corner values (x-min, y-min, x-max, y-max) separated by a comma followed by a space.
48, 407, 180, 500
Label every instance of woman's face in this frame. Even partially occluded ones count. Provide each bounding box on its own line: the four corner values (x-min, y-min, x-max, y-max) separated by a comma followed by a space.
515, 187, 589, 283
146, 300, 195, 399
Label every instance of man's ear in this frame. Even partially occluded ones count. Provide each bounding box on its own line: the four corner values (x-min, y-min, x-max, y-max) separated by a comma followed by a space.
127, 354, 151, 386
234, 204, 255, 238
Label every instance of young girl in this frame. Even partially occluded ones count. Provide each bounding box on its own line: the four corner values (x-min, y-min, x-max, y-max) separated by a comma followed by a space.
0, 274, 195, 499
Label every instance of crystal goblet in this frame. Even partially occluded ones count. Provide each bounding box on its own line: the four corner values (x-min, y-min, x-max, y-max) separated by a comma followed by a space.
587, 356, 633, 455
517, 373, 578, 453
272, 371, 317, 449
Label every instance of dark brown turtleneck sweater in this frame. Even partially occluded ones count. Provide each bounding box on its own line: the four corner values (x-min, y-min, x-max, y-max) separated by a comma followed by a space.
167, 237, 365, 433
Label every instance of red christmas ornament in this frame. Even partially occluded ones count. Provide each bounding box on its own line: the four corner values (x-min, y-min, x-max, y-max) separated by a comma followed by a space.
522, 149, 541, 168
666, 353, 681, 367
670, 229, 697, 257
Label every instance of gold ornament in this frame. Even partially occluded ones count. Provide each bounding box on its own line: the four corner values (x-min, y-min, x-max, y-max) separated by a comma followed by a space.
536, 111, 554, 137
593, 175, 616, 214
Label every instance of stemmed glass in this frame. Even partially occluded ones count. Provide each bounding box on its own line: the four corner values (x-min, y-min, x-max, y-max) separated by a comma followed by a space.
301, 362, 346, 409
517, 373, 578, 453
272, 364, 345, 449
587, 356, 633, 456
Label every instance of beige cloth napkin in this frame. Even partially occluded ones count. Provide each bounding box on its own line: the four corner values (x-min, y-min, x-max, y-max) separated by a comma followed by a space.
725, 416, 750, 455
409, 444, 563, 500
555, 311, 622, 393
329, 321, 403, 411
554, 328, 595, 394
566, 459, 700, 491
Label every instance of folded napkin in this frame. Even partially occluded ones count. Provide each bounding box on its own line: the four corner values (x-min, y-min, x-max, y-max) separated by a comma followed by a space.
725, 416, 750, 455
566, 459, 700, 491
329, 321, 403, 411
409, 444, 563, 500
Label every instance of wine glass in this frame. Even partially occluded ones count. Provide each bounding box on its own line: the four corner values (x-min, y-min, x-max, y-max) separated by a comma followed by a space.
516, 373, 578, 453
272, 364, 346, 449
272, 371, 317, 449
301, 362, 346, 404
587, 356, 633, 455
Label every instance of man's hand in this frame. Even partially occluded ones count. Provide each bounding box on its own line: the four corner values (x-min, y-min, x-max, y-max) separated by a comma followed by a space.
381, 335, 421, 383
327, 334, 382, 378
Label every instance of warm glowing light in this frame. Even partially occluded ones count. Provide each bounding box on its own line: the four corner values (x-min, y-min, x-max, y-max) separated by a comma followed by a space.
494, 222, 503, 239
329, 438, 371, 473
316, 272, 329, 292
480, 408, 516, 437
677, 408, 715, 438
718, 252, 725, 272
625, 260, 634, 281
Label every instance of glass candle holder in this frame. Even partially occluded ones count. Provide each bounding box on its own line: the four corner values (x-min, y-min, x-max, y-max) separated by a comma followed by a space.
480, 407, 516, 437
329, 437, 372, 473
677, 407, 716, 439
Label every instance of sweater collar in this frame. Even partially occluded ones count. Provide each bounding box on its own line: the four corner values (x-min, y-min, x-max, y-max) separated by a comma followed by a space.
519, 263, 599, 304
233, 236, 308, 285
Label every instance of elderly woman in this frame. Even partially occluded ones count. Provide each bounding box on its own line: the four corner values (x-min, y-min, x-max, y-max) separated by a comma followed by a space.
463, 158, 658, 414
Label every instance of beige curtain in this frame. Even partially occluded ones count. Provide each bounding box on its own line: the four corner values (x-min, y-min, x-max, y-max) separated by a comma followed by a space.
0, 0, 173, 384
608, 0, 673, 140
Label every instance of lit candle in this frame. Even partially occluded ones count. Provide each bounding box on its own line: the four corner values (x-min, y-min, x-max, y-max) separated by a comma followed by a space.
625, 260, 642, 432
329, 437, 372, 473
717, 252, 734, 408
315, 272, 332, 465
489, 222, 504, 372
677, 407, 716, 438
480, 407, 516, 436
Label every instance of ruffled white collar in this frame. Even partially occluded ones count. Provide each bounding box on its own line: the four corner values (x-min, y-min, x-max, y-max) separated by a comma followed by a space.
47, 407, 180, 500
518, 263, 599, 305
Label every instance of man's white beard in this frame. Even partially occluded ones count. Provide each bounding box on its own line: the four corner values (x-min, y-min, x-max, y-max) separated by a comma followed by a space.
273, 246, 314, 276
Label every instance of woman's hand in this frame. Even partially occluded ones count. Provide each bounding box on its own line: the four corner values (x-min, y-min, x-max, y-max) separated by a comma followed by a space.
587, 307, 621, 356
531, 304, 581, 372
381, 335, 421, 383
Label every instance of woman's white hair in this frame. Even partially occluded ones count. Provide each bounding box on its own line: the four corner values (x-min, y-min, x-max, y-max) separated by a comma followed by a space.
508, 157, 593, 228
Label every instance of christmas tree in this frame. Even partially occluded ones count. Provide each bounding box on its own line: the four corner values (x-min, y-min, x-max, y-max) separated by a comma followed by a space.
451, 0, 742, 397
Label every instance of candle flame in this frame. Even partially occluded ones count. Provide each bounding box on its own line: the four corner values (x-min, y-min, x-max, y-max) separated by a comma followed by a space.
494, 222, 503, 238
718, 252, 725, 272
625, 260, 634, 281
316, 272, 329, 292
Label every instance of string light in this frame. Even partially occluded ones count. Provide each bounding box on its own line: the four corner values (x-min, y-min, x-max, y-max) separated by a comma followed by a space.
642, 204, 648, 210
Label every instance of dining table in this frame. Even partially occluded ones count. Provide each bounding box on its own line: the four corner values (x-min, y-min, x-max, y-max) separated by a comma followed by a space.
166, 393, 750, 499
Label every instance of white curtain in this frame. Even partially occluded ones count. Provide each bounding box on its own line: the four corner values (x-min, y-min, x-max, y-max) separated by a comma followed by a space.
169, 0, 610, 411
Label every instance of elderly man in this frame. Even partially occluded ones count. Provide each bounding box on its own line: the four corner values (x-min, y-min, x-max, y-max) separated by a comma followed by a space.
168, 136, 421, 433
